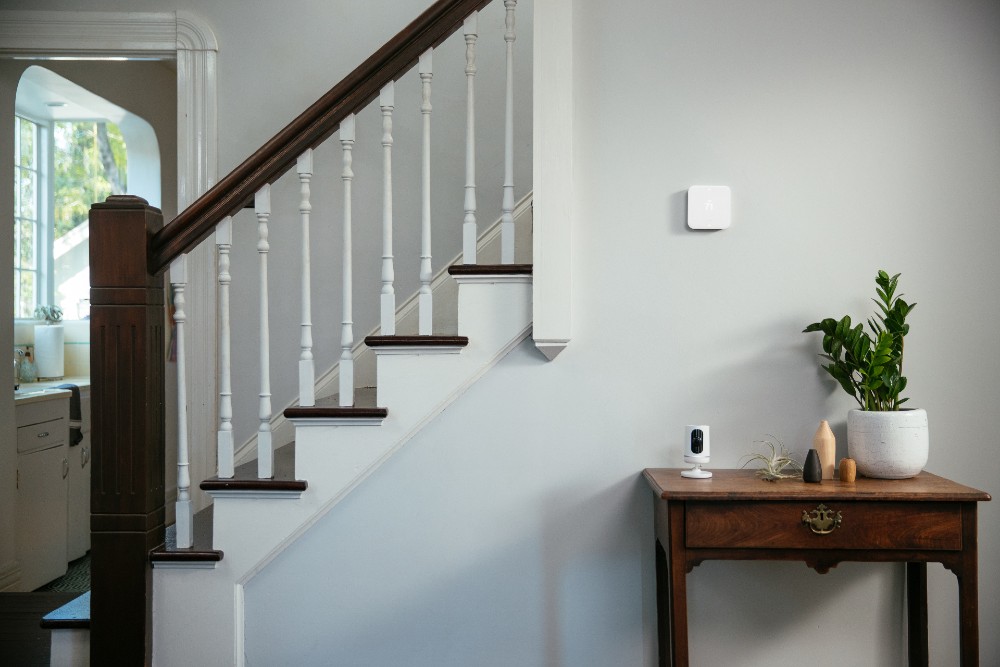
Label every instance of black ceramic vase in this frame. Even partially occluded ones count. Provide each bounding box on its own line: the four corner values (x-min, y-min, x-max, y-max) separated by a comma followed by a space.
803, 449, 822, 483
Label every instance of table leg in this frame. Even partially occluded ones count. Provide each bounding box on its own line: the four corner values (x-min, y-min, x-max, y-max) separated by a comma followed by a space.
906, 562, 928, 667
667, 503, 689, 667
655, 540, 670, 667
958, 504, 980, 667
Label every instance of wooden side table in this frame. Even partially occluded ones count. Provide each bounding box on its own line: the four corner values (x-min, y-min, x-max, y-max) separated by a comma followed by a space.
643, 469, 990, 666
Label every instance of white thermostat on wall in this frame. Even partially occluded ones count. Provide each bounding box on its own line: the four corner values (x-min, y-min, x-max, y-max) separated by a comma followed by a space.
687, 185, 731, 230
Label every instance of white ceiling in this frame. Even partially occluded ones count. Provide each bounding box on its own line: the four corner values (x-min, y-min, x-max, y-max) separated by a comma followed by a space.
15, 65, 130, 123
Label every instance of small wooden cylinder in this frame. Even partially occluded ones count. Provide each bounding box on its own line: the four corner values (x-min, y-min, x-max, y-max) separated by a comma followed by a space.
840, 457, 857, 483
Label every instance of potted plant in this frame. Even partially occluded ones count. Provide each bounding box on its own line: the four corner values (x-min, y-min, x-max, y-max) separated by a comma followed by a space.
803, 271, 927, 479
33, 304, 65, 380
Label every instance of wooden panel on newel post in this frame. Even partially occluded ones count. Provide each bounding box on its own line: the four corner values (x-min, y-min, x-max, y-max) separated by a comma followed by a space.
89, 195, 166, 666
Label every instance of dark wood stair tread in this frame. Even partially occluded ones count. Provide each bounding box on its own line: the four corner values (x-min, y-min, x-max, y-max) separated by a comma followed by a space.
364, 334, 469, 347
284, 388, 387, 419
447, 263, 532, 276
150, 504, 223, 563
200, 441, 305, 493
0, 591, 81, 663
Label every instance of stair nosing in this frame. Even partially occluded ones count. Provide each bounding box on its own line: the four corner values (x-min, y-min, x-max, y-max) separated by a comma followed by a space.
283, 405, 388, 420
150, 547, 224, 563
150, 505, 222, 563
200, 477, 308, 493
447, 263, 532, 276
364, 335, 469, 347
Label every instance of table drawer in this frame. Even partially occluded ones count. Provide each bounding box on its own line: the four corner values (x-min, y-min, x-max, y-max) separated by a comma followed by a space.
686, 501, 963, 550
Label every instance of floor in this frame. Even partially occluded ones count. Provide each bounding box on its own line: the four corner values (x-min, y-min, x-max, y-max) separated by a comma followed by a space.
0, 555, 91, 664
36, 554, 90, 593
0, 592, 78, 666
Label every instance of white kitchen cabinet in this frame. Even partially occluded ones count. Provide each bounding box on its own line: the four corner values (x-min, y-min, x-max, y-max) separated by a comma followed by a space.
66, 387, 91, 560
15, 391, 70, 591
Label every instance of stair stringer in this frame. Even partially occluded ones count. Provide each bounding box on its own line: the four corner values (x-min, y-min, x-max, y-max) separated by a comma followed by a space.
152, 277, 531, 667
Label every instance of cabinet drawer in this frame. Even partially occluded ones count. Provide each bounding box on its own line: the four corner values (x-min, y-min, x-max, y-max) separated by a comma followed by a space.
17, 417, 67, 454
686, 501, 963, 550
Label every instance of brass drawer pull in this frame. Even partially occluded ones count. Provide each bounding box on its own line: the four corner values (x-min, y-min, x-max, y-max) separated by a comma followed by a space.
802, 504, 842, 535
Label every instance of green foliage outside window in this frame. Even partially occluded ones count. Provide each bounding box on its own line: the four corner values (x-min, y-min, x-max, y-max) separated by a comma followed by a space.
14, 117, 126, 318
54, 121, 127, 240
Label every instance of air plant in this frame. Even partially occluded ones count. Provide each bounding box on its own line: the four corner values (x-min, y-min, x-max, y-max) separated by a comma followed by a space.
741, 437, 802, 481
34, 304, 63, 324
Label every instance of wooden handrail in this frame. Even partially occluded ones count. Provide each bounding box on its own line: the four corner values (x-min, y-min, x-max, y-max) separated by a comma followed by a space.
148, 0, 491, 275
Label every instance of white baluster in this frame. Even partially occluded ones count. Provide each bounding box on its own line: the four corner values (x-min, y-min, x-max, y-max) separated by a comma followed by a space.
255, 185, 273, 478
463, 14, 478, 264
339, 115, 356, 407
380, 84, 396, 335
501, 0, 517, 263
216, 217, 234, 479
297, 150, 315, 406
419, 49, 434, 334
170, 255, 192, 548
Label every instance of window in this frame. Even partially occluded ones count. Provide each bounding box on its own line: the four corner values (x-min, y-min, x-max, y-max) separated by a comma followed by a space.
13, 116, 126, 319
15, 65, 159, 321
14, 116, 43, 319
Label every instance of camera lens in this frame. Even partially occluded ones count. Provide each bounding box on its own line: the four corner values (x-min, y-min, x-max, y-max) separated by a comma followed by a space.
691, 429, 703, 454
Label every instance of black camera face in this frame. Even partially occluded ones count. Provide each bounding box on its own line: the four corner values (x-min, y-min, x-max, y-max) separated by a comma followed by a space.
691, 428, 704, 454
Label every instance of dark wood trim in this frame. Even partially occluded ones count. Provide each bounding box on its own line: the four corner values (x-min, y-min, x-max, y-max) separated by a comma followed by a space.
148, 0, 491, 275
149, 506, 222, 563
906, 562, 929, 666
283, 405, 389, 420
200, 478, 308, 493
200, 443, 307, 493
89, 195, 165, 666
0, 592, 80, 664
447, 263, 533, 276
364, 335, 469, 347
149, 549, 224, 563
958, 503, 980, 667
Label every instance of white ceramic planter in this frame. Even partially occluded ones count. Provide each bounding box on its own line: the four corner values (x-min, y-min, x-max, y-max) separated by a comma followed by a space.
847, 408, 928, 479
34, 324, 65, 380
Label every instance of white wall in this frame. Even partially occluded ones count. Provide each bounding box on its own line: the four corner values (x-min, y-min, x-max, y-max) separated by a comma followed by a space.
245, 0, 1000, 665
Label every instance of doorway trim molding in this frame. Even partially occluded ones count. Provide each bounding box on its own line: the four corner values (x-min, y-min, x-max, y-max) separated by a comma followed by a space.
0, 9, 218, 208
0, 8, 220, 539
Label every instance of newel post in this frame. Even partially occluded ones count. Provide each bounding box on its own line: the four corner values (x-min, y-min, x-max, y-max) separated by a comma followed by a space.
89, 195, 166, 665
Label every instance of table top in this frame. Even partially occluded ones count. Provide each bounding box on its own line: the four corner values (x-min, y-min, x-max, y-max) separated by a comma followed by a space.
643, 469, 990, 503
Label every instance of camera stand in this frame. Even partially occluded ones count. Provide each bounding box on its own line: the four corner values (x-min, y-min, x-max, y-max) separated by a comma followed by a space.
681, 463, 712, 479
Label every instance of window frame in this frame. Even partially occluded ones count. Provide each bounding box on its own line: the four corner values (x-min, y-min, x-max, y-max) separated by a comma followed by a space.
14, 113, 53, 321
14, 114, 131, 322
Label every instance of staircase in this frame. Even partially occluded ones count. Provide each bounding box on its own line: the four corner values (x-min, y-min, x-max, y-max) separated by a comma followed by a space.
83, 0, 570, 664
150, 264, 531, 666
